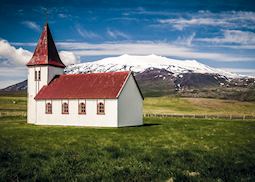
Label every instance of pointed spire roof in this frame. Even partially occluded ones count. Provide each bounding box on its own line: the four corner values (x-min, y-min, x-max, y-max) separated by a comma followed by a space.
27, 23, 65, 68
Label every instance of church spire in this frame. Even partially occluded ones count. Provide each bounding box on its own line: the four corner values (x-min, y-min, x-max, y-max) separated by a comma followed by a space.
26, 23, 65, 68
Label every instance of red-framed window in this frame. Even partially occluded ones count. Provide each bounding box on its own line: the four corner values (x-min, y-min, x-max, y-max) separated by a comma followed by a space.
62, 102, 69, 114
79, 102, 86, 114
97, 102, 105, 115
45, 102, 52, 114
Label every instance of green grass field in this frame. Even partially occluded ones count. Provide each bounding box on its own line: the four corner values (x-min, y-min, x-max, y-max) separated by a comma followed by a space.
144, 96, 255, 115
0, 116, 255, 181
0, 96, 26, 116
0, 96, 255, 181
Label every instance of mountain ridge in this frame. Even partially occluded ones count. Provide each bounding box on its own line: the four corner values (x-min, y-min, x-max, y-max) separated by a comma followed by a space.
1, 54, 255, 101
65, 54, 239, 78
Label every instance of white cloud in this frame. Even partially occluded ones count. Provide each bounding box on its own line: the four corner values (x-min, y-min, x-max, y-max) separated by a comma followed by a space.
220, 68, 255, 77
57, 41, 254, 62
106, 28, 130, 39
6, 39, 255, 63
58, 13, 75, 19
11, 42, 36, 47
58, 13, 68, 18
217, 45, 255, 49
196, 30, 255, 45
108, 17, 139, 22
0, 39, 32, 65
76, 25, 101, 39
21, 21, 41, 31
176, 32, 196, 46
159, 18, 230, 30
0, 39, 79, 66
157, 11, 255, 30
0, 40, 80, 88
59, 51, 80, 65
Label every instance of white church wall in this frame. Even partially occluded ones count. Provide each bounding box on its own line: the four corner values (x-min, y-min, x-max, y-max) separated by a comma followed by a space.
27, 67, 47, 124
118, 75, 143, 127
35, 99, 118, 127
27, 66, 63, 124
28, 67, 46, 95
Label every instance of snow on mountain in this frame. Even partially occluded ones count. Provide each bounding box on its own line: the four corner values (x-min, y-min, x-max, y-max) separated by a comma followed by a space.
65, 54, 239, 78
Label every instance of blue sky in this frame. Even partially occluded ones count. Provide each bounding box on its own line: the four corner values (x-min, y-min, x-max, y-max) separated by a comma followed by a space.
0, 0, 255, 88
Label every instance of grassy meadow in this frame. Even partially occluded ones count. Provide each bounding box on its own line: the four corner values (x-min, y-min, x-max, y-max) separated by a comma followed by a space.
0, 96, 26, 116
144, 96, 255, 115
0, 96, 255, 181
0, 116, 255, 181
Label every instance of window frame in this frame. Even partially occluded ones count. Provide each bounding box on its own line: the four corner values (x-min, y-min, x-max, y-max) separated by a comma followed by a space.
78, 102, 86, 115
97, 101, 105, 115
62, 102, 69, 114
45, 102, 52, 114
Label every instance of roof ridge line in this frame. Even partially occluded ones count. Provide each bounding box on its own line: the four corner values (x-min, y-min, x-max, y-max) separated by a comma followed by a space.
62, 71, 131, 76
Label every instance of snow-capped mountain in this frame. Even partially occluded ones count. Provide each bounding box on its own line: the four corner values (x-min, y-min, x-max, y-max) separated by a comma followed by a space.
2, 54, 254, 100
65, 54, 239, 78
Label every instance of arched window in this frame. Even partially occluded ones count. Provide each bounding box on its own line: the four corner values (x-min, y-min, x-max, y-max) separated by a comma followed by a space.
62, 102, 69, 114
97, 102, 105, 115
79, 102, 86, 114
45, 102, 52, 114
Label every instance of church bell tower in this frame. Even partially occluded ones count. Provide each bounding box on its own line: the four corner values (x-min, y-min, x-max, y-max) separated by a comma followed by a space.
26, 23, 65, 124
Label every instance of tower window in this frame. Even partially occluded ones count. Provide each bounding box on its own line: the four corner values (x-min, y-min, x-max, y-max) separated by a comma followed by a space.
34, 70, 41, 81
45, 102, 52, 114
79, 102, 86, 114
62, 102, 69, 114
35, 71, 37, 80
97, 102, 105, 115
38, 71, 41, 80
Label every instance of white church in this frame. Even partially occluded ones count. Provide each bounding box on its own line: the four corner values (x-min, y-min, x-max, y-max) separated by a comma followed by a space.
27, 23, 144, 127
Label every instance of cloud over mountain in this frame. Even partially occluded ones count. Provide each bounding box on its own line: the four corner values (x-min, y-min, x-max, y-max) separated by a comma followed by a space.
0, 39, 32, 65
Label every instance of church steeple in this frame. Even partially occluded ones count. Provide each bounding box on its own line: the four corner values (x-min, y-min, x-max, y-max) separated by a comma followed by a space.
26, 23, 65, 68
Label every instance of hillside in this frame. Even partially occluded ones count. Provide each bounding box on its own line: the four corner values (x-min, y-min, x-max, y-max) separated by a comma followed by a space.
1, 55, 255, 100
0, 80, 27, 96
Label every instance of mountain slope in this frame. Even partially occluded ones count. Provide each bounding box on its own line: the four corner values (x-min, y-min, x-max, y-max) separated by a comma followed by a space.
0, 80, 27, 96
2, 54, 255, 100
64, 54, 238, 96
65, 54, 238, 78
1, 80, 27, 92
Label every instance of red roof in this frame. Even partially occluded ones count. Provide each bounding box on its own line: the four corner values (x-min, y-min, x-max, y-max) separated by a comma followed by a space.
26, 23, 65, 68
35, 71, 136, 100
